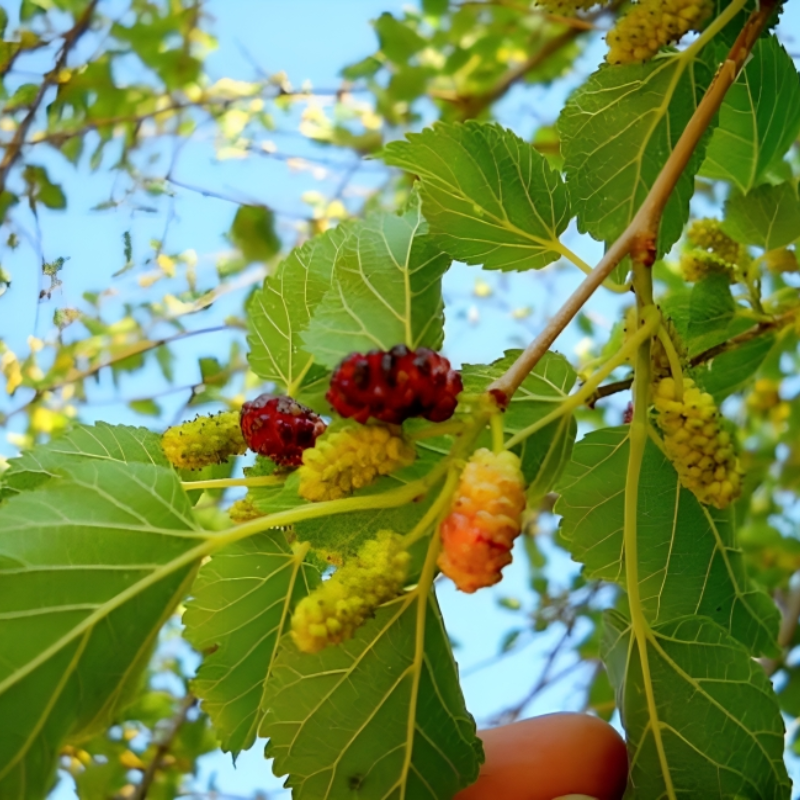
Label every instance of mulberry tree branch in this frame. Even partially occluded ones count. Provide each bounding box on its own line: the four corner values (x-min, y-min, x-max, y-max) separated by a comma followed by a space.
0, 0, 100, 195
489, 0, 779, 407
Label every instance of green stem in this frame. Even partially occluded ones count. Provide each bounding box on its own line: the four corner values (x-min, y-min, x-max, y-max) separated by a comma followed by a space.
402, 469, 459, 548
682, 0, 748, 61
409, 420, 467, 441
504, 306, 661, 450
625, 263, 676, 800
286, 356, 315, 398
553, 241, 631, 294
655, 324, 684, 400
180, 475, 284, 491
490, 413, 505, 454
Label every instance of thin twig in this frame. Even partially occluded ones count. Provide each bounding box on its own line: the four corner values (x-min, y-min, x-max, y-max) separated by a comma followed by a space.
439, 0, 621, 119
588, 305, 800, 405
132, 694, 197, 800
0, 0, 100, 195
761, 581, 800, 677
489, 0, 779, 407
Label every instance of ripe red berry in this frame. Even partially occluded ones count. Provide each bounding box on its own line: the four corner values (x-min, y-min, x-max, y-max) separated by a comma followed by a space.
239, 394, 327, 466
326, 345, 462, 425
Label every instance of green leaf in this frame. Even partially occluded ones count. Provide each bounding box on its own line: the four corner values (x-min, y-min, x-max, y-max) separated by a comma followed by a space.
247, 225, 349, 403
374, 13, 426, 63
301, 194, 451, 369
559, 53, 712, 256
556, 428, 780, 656
0, 458, 202, 799
700, 36, 800, 193
382, 121, 571, 271
683, 272, 739, 357
183, 532, 318, 755
603, 611, 790, 799
723, 182, 800, 251
0, 422, 169, 497
260, 589, 483, 799
462, 350, 578, 502
230, 204, 280, 264
692, 333, 776, 402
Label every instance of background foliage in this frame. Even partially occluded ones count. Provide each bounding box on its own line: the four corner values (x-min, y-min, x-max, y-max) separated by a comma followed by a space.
1, 1, 800, 798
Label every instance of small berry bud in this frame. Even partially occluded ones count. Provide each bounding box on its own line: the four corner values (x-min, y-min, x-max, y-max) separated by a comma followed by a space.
162, 411, 247, 470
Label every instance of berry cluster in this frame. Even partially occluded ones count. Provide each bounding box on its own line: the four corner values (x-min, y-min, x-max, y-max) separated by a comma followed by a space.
438, 449, 527, 593
327, 345, 462, 425
606, 0, 713, 65
654, 377, 742, 509
240, 394, 327, 467
291, 531, 409, 654
299, 424, 416, 502
161, 411, 247, 470
680, 218, 748, 282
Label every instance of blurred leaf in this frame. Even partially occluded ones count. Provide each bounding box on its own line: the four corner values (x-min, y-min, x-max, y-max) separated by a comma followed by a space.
383, 121, 570, 271
374, 12, 426, 63
724, 182, 800, 251
230, 204, 280, 264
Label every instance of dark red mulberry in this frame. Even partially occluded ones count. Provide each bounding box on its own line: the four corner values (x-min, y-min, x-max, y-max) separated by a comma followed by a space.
240, 394, 327, 466
326, 345, 462, 425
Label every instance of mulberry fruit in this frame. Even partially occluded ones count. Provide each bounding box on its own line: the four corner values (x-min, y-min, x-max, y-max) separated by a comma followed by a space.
298, 424, 416, 502
606, 0, 714, 65
240, 394, 327, 467
162, 411, 247, 470
326, 345, 462, 425
438, 449, 527, 593
679, 218, 749, 282
654, 377, 742, 509
228, 496, 262, 522
291, 531, 409, 653
764, 247, 798, 275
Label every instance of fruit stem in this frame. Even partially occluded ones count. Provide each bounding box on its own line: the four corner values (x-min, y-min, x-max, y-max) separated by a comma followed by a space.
504, 306, 660, 450
655, 323, 684, 400
180, 475, 284, 491
490, 412, 505, 454
402, 468, 459, 548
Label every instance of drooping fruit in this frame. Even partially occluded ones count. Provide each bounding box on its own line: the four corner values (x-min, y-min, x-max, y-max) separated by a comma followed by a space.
654, 377, 742, 509
239, 394, 327, 467
438, 449, 527, 593
606, 0, 714, 65
299, 424, 416, 502
326, 345, 462, 425
291, 531, 409, 653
